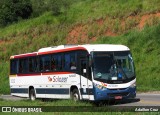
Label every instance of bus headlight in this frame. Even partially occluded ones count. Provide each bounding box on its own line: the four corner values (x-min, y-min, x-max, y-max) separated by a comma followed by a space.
130, 82, 136, 88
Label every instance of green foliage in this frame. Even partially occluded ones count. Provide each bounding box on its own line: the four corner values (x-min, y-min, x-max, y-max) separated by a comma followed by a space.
65, 0, 160, 23
0, 62, 10, 94
50, 0, 72, 16
0, 0, 32, 27
30, 0, 51, 17
31, 0, 79, 17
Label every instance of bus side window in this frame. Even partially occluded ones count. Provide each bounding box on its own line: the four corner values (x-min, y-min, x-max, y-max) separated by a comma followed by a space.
51, 57, 56, 71
10, 59, 18, 74
64, 52, 77, 71
29, 58, 33, 72
39, 57, 43, 72
64, 53, 71, 71
29, 57, 38, 73
19, 60, 23, 73
70, 52, 77, 70
19, 58, 28, 73
70, 62, 76, 70
39, 55, 51, 72
58, 54, 63, 70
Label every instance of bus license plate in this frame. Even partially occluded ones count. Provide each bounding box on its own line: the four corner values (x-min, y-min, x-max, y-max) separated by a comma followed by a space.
115, 96, 122, 99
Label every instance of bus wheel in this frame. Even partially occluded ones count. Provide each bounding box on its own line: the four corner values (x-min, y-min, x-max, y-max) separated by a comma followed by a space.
72, 89, 80, 102
29, 88, 36, 101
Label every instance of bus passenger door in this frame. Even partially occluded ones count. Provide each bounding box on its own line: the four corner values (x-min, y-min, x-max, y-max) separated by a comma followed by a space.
80, 57, 92, 100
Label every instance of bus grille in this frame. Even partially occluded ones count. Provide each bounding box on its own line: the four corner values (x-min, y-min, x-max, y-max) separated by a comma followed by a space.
108, 92, 129, 97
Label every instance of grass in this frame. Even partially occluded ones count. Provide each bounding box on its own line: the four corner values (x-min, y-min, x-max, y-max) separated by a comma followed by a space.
0, 62, 10, 94
0, 98, 92, 106
66, 0, 160, 23
0, 12, 59, 39
0, 99, 159, 114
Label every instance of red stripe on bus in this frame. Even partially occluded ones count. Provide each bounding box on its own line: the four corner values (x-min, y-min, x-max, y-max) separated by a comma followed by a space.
17, 73, 41, 76
14, 53, 37, 59
38, 47, 87, 55
42, 72, 72, 75
17, 72, 73, 77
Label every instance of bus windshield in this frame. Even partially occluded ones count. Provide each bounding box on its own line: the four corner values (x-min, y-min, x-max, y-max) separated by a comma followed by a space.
92, 51, 135, 84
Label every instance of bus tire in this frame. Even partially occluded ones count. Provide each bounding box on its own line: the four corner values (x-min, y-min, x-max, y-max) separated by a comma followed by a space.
71, 89, 80, 102
29, 88, 36, 101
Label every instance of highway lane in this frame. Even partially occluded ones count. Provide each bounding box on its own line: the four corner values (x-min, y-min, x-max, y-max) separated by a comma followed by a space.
0, 93, 160, 106
0, 95, 27, 101
112, 93, 160, 106
136, 93, 160, 106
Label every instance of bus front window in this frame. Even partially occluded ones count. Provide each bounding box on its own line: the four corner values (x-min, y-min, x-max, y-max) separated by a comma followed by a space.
92, 51, 135, 83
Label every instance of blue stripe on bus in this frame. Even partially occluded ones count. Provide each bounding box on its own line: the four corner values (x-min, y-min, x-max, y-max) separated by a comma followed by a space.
11, 88, 28, 94
11, 88, 94, 95
10, 88, 69, 95
36, 88, 69, 95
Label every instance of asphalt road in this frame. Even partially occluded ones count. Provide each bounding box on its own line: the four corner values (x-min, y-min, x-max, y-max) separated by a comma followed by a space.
0, 95, 27, 101
111, 93, 160, 106
0, 93, 160, 106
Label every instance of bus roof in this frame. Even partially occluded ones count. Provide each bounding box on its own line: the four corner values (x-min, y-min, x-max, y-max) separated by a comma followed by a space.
82, 44, 129, 52
38, 44, 130, 53
11, 44, 130, 59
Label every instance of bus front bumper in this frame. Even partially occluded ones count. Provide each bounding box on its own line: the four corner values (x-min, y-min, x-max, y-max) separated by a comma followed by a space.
94, 87, 136, 101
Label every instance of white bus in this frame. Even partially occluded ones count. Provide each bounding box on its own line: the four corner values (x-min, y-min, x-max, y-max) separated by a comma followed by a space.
9, 44, 136, 101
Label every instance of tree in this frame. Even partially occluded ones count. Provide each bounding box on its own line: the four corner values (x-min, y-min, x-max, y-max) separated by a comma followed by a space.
30, 0, 81, 17
50, 0, 72, 16
31, 0, 51, 17
0, 0, 33, 27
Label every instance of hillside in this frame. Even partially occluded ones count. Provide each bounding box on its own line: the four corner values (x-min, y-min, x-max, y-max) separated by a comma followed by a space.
0, 0, 160, 94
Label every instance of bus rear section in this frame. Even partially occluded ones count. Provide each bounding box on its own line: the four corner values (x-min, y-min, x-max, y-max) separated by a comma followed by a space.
9, 46, 93, 101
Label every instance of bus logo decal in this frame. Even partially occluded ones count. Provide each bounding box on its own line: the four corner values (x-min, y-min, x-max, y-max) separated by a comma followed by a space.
48, 76, 52, 82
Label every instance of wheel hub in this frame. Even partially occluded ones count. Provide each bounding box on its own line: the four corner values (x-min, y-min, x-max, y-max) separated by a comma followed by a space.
73, 93, 78, 101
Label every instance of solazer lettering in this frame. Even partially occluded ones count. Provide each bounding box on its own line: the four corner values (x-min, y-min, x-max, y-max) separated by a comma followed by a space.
53, 76, 68, 82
